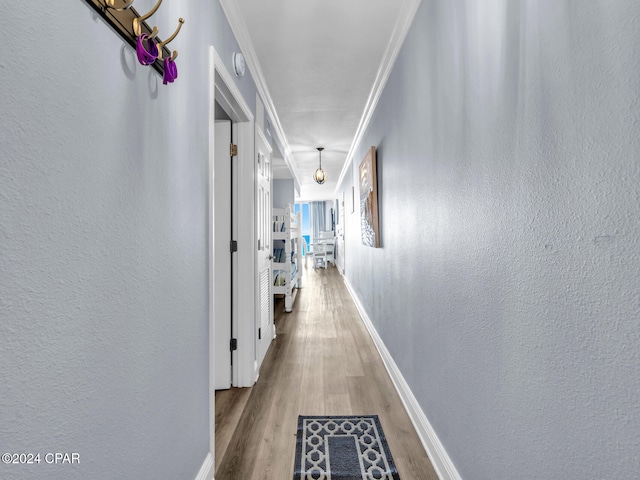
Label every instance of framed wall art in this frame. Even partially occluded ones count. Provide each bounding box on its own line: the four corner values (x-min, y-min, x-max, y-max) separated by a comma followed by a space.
359, 146, 379, 248
351, 186, 355, 214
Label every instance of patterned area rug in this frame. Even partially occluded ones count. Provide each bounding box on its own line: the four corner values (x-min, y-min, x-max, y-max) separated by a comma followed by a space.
293, 415, 401, 479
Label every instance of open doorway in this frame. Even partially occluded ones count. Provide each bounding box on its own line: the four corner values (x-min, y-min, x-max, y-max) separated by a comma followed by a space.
294, 203, 311, 255
211, 48, 255, 391
213, 112, 233, 391
208, 46, 256, 471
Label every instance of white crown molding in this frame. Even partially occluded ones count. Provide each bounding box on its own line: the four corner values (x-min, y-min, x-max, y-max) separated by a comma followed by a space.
335, 0, 423, 192
342, 273, 462, 480
218, 0, 301, 189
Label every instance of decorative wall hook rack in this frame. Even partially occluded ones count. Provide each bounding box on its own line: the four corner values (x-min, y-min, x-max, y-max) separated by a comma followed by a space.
104, 0, 134, 11
84, 0, 184, 79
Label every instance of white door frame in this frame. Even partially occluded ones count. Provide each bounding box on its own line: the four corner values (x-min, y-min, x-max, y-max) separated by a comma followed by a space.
208, 45, 255, 469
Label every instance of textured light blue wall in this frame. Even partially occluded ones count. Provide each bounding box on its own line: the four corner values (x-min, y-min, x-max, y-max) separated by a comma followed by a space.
0, 1, 257, 479
273, 180, 295, 209
213, 1, 257, 114
339, 1, 640, 478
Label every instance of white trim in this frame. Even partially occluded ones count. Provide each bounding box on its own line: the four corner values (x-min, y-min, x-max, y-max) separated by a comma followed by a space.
342, 275, 462, 480
335, 0, 422, 192
208, 46, 216, 460
212, 49, 253, 123
219, 0, 301, 190
194, 452, 215, 480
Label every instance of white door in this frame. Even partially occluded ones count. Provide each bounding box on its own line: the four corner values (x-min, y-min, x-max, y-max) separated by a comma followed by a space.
255, 128, 274, 369
214, 120, 232, 390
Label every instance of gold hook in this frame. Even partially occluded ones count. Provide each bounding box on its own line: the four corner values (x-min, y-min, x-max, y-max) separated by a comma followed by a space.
159, 50, 179, 62
157, 18, 184, 49
132, 0, 163, 36
146, 25, 159, 39
104, 0, 134, 11
157, 18, 184, 60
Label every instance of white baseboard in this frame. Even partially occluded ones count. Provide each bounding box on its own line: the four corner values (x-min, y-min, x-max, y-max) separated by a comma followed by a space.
194, 452, 214, 480
342, 276, 462, 480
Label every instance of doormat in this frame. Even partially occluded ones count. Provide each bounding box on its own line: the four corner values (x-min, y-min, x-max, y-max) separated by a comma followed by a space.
293, 415, 400, 479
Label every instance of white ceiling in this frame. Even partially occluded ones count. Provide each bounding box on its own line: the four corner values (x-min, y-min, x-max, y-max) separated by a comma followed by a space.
222, 0, 421, 201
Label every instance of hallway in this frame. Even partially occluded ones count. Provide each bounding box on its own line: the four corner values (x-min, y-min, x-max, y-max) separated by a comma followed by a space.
214, 264, 439, 479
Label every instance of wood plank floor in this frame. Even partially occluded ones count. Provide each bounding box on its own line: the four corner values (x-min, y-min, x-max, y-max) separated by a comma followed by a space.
214, 263, 439, 479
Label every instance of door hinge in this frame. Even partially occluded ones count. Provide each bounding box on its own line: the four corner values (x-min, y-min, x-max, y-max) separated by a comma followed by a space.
230, 240, 238, 253
230, 338, 238, 351
230, 144, 238, 157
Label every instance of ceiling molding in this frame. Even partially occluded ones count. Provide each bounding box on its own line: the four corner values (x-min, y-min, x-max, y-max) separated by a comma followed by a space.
335, 0, 423, 192
219, 0, 301, 189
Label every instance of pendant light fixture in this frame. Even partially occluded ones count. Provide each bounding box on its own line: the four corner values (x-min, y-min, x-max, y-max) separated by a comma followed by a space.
314, 147, 326, 184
